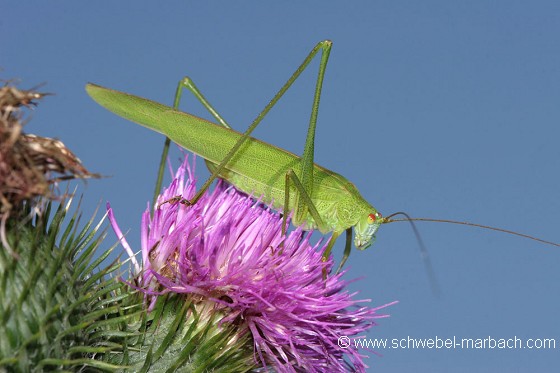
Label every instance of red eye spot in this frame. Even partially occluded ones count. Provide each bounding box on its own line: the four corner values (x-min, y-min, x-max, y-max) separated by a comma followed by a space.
368, 212, 382, 224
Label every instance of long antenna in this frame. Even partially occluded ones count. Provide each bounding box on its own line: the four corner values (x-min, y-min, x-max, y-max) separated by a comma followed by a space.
386, 212, 441, 296
384, 214, 560, 248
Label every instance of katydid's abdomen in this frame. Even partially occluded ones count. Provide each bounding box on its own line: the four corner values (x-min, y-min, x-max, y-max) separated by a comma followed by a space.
86, 83, 380, 241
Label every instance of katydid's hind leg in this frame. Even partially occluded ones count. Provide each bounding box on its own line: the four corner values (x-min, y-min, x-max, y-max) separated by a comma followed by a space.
279, 168, 324, 251
277, 171, 297, 254
299, 41, 331, 206
174, 77, 231, 128
160, 41, 334, 210
281, 172, 291, 241
290, 41, 333, 272
154, 77, 233, 208
336, 228, 353, 273
286, 169, 328, 232
264, 41, 333, 228
282, 168, 325, 239
185, 41, 337, 209
285, 169, 340, 278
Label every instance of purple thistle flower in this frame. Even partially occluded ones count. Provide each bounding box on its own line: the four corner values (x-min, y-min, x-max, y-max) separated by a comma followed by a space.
108, 156, 395, 372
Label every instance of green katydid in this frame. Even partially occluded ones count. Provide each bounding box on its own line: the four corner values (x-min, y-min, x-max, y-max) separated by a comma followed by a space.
86, 40, 560, 279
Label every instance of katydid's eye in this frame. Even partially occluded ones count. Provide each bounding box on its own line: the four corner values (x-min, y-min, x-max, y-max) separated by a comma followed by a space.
368, 212, 382, 224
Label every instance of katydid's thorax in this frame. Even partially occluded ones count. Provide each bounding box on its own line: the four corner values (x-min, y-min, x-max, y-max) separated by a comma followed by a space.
207, 158, 377, 236
311, 170, 374, 232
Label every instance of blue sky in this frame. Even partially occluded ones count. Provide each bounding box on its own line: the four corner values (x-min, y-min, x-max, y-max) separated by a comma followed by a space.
3, 2, 560, 371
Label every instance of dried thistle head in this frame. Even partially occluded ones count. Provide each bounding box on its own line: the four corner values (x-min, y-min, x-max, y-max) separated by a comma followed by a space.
0, 81, 99, 217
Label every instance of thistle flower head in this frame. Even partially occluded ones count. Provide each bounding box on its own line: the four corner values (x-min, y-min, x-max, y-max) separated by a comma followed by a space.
109, 156, 394, 372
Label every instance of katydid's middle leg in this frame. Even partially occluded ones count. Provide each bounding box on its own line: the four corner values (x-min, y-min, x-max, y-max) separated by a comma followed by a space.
318, 229, 352, 278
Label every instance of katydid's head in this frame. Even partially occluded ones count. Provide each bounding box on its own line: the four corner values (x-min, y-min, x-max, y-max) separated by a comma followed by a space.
354, 211, 384, 250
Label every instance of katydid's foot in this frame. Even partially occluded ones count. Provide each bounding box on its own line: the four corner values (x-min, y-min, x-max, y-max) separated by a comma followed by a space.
321, 255, 329, 280
159, 195, 193, 208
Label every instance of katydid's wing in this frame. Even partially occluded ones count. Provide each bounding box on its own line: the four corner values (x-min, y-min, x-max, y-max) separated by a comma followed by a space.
86, 83, 240, 167
86, 83, 299, 202
86, 83, 207, 139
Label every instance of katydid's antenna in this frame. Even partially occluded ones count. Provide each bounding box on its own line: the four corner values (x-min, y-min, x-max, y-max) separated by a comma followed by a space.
385, 211, 441, 297
385, 216, 560, 248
